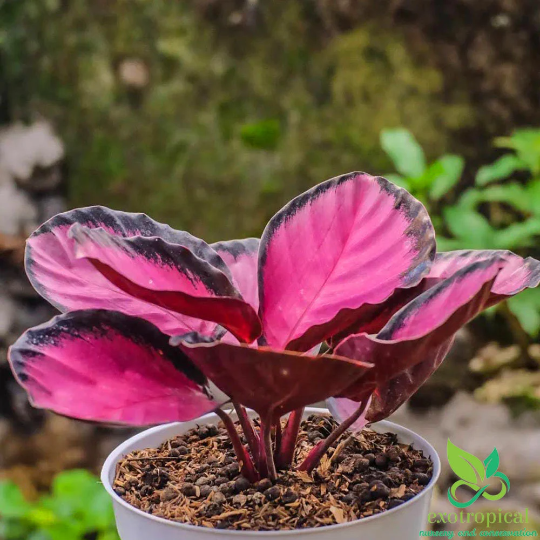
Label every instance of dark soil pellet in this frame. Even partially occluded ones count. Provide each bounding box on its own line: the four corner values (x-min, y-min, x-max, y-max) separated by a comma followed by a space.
282, 488, 298, 504
214, 476, 229, 486
140, 485, 153, 497
413, 459, 431, 472
370, 481, 390, 499
256, 478, 273, 492
225, 463, 240, 478
199, 485, 212, 498
264, 486, 281, 501
212, 492, 226, 504
234, 476, 251, 493
364, 453, 376, 465
413, 472, 431, 485
375, 454, 388, 470
180, 482, 196, 496
161, 488, 178, 502
204, 502, 223, 517
355, 457, 370, 472
387, 447, 401, 462
218, 482, 234, 495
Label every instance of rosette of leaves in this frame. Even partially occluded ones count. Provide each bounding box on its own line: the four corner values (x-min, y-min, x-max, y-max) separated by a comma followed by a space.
8, 172, 540, 480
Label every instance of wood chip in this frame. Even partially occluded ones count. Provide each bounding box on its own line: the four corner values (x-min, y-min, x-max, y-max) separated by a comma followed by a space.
330, 506, 347, 524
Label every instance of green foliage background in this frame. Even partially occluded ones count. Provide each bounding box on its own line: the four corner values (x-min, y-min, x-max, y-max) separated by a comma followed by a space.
0, 470, 118, 540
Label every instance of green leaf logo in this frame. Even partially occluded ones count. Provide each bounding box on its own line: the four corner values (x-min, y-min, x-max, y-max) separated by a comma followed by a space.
484, 448, 499, 479
447, 439, 510, 508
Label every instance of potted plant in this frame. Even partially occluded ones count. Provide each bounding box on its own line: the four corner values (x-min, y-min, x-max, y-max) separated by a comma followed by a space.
8, 172, 540, 539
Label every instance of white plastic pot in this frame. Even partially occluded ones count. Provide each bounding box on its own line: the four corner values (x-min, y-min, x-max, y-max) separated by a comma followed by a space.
102, 407, 440, 540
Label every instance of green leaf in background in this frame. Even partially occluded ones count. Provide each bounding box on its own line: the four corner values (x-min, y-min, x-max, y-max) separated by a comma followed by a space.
41, 521, 81, 540
496, 128, 540, 176
47, 470, 114, 531
51, 470, 98, 500
470, 183, 530, 214
483, 448, 500, 479
455, 188, 483, 210
0, 482, 32, 519
26, 531, 51, 540
494, 219, 540, 250
507, 288, 540, 337
380, 128, 426, 178
26, 507, 56, 529
0, 519, 35, 540
240, 119, 281, 150
526, 179, 540, 216
444, 205, 496, 248
99, 532, 121, 540
414, 159, 444, 191
476, 154, 527, 186
447, 439, 485, 485
0, 470, 119, 540
429, 154, 464, 199
435, 236, 464, 251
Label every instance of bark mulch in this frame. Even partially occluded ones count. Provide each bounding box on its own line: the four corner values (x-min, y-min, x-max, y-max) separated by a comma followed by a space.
113, 413, 433, 531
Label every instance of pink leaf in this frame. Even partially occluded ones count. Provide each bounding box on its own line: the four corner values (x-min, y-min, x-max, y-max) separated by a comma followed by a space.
171, 335, 372, 421
258, 173, 435, 351
25, 206, 224, 336
430, 250, 540, 298
212, 238, 260, 310
327, 395, 372, 432
331, 253, 540, 423
365, 337, 454, 422
328, 338, 454, 426
328, 281, 433, 346
335, 258, 503, 402
70, 224, 262, 343
8, 310, 223, 425
332, 250, 540, 345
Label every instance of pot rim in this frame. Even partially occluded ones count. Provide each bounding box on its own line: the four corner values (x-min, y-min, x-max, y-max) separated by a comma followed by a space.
101, 407, 440, 536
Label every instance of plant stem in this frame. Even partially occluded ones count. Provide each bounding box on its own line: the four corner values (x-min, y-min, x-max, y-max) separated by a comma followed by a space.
275, 407, 303, 469
275, 418, 282, 451
261, 417, 277, 480
256, 425, 268, 478
298, 400, 368, 473
233, 402, 259, 458
215, 408, 259, 482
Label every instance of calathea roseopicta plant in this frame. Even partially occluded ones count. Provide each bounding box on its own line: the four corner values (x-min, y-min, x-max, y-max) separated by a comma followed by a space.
8, 173, 540, 482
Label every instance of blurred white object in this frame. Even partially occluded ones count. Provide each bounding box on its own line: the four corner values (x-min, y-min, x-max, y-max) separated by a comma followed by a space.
0, 121, 64, 184
0, 176, 37, 235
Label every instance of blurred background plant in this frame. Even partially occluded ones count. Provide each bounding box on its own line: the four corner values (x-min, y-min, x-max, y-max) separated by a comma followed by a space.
380, 125, 540, 428
0, 470, 118, 540
2, 0, 540, 536
383, 127, 540, 337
